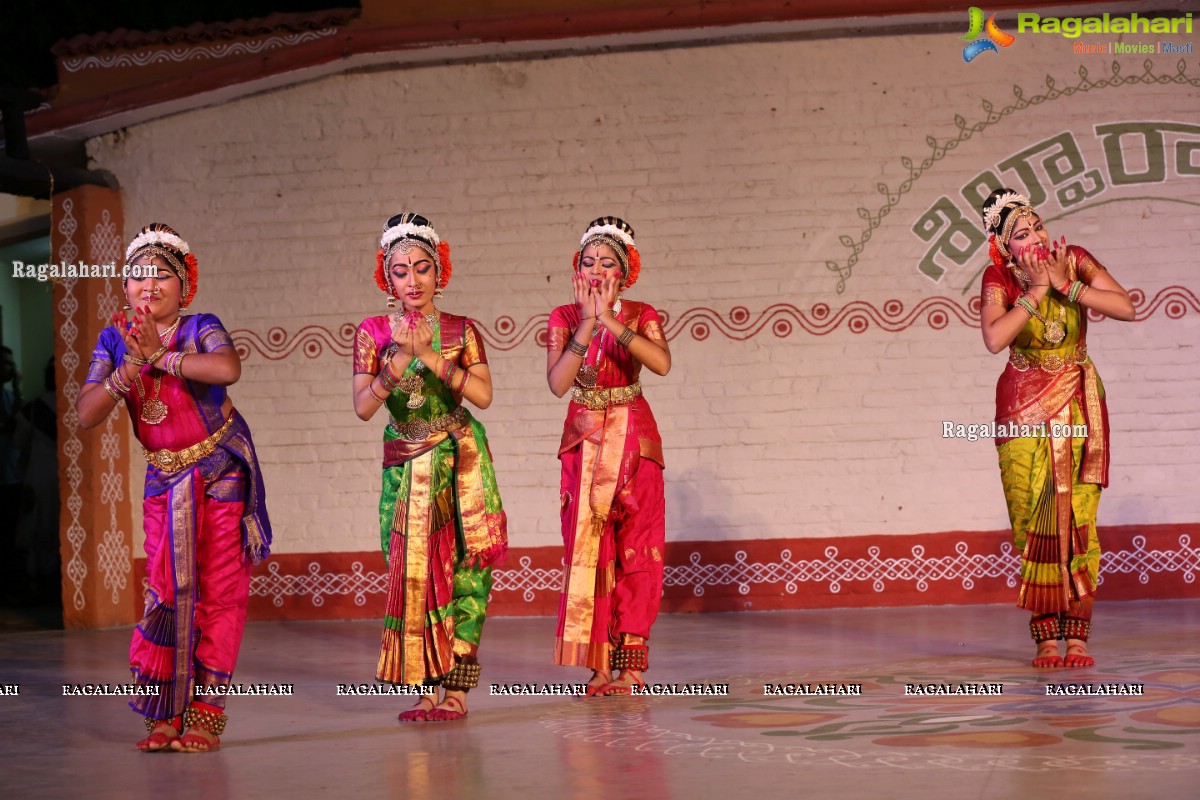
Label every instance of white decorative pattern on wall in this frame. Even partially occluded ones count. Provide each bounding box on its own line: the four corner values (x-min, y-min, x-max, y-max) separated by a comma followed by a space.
252, 561, 388, 608
249, 535, 1200, 608
62, 29, 338, 72
91, 209, 131, 605
56, 199, 87, 611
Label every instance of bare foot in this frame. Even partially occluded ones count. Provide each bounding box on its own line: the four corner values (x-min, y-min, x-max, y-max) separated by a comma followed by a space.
1064, 639, 1095, 668
424, 690, 468, 721
1032, 640, 1064, 669
135, 719, 180, 752
584, 670, 612, 697
171, 727, 219, 753
599, 670, 645, 696
398, 694, 436, 722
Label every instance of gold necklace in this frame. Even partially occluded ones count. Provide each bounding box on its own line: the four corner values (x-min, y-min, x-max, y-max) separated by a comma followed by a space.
576, 300, 621, 389
158, 317, 182, 344
1032, 302, 1067, 346
136, 316, 181, 425
385, 310, 439, 409
136, 372, 167, 425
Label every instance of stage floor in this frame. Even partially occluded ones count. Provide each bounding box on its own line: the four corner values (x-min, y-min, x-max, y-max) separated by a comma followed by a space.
2, 600, 1198, 799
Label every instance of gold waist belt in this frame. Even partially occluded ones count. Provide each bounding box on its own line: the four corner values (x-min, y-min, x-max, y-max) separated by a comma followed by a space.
571, 382, 642, 411
387, 406, 469, 442
142, 412, 236, 472
1009, 344, 1088, 374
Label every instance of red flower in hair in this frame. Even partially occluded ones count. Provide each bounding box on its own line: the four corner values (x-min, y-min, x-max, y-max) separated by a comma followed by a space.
374, 249, 389, 294
623, 245, 641, 290
436, 241, 452, 289
987, 235, 1007, 268
571, 251, 580, 270
182, 253, 199, 308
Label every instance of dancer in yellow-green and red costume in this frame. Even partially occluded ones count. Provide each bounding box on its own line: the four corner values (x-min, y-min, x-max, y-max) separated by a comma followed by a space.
352, 213, 507, 721
978, 190, 1134, 668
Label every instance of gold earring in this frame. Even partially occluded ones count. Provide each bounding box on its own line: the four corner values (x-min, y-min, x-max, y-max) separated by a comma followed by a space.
387, 295, 396, 310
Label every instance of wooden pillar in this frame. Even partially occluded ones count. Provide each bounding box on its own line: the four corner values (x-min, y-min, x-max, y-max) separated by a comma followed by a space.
52, 185, 136, 628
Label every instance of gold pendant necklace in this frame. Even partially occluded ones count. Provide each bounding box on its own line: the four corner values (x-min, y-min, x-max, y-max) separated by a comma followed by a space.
135, 317, 181, 425
386, 310, 439, 408
1008, 268, 1066, 344
137, 372, 167, 424
575, 300, 620, 389
1025, 300, 1067, 346
1041, 306, 1067, 345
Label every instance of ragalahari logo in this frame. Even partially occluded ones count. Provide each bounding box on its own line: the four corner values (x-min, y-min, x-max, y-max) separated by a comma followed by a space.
961, 7, 1016, 61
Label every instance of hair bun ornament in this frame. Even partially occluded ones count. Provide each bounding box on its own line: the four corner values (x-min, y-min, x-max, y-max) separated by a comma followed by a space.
125, 221, 190, 262
579, 216, 636, 248
981, 189, 1032, 234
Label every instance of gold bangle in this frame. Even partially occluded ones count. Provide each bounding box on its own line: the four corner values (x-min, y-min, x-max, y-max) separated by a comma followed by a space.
110, 365, 132, 394
102, 375, 122, 402
131, 346, 168, 367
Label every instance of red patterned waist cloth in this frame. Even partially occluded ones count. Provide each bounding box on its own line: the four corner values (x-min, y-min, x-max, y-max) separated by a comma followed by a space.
995, 343, 1109, 487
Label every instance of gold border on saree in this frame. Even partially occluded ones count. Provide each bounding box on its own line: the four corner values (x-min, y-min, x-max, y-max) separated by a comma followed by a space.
142, 412, 236, 472
386, 406, 468, 442
1009, 344, 1088, 374
570, 382, 642, 410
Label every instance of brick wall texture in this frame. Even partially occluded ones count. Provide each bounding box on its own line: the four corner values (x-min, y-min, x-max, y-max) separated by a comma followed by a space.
85, 28, 1200, 562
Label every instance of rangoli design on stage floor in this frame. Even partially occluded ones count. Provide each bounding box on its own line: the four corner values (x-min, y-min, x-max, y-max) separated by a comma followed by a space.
540, 654, 1200, 770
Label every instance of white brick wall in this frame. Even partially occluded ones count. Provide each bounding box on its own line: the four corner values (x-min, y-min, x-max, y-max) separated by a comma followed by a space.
86, 28, 1200, 554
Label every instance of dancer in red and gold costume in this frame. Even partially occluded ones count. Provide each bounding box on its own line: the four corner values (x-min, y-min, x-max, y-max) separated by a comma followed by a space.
978, 190, 1134, 668
77, 223, 271, 752
546, 217, 672, 695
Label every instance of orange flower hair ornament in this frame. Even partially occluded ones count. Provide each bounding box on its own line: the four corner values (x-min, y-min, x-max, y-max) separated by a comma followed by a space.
988, 235, 1006, 268
624, 245, 641, 290
374, 249, 389, 294
436, 241, 452, 290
